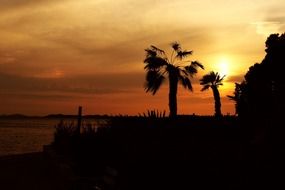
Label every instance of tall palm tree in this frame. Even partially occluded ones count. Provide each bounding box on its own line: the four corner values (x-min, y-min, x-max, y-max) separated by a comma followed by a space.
143, 42, 204, 117
200, 71, 225, 117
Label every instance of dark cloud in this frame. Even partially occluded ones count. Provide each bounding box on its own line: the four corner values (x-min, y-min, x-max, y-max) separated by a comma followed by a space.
0, 92, 75, 101
0, 48, 68, 76
32, 25, 211, 65
0, 72, 145, 95
266, 16, 285, 23
265, 16, 285, 31
262, 5, 285, 32
0, 0, 60, 11
226, 75, 244, 83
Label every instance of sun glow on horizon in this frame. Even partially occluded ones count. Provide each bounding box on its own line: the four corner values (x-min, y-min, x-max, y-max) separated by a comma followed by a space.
211, 57, 231, 78
209, 56, 235, 95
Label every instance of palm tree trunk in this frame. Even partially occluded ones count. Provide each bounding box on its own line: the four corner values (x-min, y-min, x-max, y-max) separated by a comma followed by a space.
211, 86, 222, 117
169, 73, 178, 117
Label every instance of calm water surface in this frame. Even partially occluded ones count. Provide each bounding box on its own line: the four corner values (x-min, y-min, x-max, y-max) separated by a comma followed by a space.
0, 118, 100, 156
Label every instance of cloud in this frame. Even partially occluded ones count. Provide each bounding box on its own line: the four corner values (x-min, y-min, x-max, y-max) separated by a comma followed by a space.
0, 0, 60, 11
0, 72, 145, 95
0, 0, 215, 80
253, 21, 283, 37
226, 75, 244, 83
252, 3, 285, 37
0, 51, 17, 64
0, 92, 75, 101
0, 0, 275, 115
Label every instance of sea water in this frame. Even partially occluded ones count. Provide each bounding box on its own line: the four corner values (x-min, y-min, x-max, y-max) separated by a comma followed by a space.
0, 118, 101, 156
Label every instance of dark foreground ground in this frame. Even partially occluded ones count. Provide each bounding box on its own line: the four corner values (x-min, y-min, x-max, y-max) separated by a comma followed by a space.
1, 152, 285, 190
2, 116, 285, 190
0, 152, 67, 190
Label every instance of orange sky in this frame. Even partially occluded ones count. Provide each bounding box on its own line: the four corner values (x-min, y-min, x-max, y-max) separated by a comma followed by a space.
0, 0, 284, 116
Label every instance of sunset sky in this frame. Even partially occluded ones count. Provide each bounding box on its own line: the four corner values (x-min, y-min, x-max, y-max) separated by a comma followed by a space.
0, 0, 284, 116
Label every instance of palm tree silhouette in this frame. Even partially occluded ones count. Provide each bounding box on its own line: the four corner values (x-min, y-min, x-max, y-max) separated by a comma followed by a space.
200, 71, 225, 117
143, 42, 204, 117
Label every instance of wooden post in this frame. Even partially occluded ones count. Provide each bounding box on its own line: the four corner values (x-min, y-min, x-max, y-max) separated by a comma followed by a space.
77, 106, 82, 135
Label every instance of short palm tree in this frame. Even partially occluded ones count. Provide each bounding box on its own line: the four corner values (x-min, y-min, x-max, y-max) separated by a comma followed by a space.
143, 42, 204, 117
200, 71, 225, 117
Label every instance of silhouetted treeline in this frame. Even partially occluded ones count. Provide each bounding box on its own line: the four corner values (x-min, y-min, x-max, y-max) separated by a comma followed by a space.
230, 33, 285, 122
228, 33, 285, 159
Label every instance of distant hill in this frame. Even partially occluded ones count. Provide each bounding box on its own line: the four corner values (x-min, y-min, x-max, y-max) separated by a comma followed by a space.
0, 114, 112, 119
0, 114, 33, 119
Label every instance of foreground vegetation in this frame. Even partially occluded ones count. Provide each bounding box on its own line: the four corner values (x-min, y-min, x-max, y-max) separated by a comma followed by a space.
51, 115, 285, 190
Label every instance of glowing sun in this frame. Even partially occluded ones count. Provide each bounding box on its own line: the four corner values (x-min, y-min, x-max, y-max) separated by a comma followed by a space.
216, 58, 230, 77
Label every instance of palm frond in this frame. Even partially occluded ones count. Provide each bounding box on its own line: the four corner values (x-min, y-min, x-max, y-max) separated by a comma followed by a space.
191, 61, 204, 70
185, 65, 198, 76
214, 73, 225, 87
200, 72, 214, 85
143, 42, 203, 102
179, 76, 193, 91
227, 95, 237, 101
200, 76, 211, 85
144, 56, 168, 70
201, 85, 211, 91
176, 50, 193, 60
216, 82, 224, 86
145, 48, 157, 57
180, 69, 189, 77
215, 73, 220, 82
145, 70, 165, 95
171, 41, 181, 52
200, 71, 225, 88
184, 61, 204, 77
150, 45, 165, 55
218, 75, 226, 83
